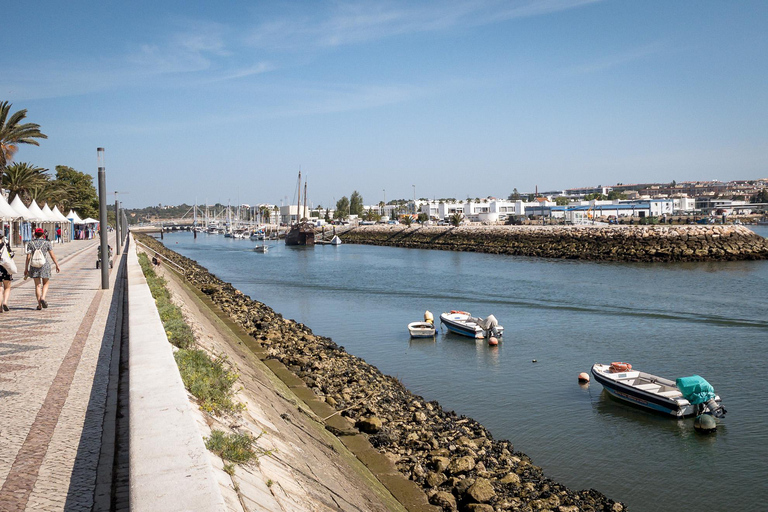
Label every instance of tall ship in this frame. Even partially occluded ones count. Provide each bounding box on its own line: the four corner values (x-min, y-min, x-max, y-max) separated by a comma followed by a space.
285, 171, 315, 246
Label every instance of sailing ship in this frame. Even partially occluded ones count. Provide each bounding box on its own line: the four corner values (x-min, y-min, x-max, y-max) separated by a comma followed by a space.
285, 171, 315, 246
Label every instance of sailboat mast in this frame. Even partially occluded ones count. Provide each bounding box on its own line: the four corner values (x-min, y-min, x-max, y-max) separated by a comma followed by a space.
303, 180, 308, 222
297, 170, 301, 225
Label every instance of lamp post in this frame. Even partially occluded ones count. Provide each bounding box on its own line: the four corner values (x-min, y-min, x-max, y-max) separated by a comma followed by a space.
97, 148, 109, 289
412, 184, 416, 215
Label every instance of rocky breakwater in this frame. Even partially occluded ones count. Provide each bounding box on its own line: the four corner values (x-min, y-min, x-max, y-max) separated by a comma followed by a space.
137, 234, 625, 512
338, 224, 768, 262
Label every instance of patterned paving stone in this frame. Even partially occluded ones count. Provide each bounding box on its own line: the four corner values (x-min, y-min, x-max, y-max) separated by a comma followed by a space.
0, 239, 121, 512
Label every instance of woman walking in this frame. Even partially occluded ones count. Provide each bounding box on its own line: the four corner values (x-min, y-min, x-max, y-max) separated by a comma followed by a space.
0, 233, 14, 312
25, 228, 60, 310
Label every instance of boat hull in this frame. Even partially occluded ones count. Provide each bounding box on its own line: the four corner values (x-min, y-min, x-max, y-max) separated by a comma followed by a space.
285, 223, 315, 246
408, 322, 435, 338
591, 363, 721, 418
439, 312, 503, 339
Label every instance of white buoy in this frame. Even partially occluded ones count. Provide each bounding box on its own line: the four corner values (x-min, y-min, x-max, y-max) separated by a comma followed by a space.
578, 372, 590, 383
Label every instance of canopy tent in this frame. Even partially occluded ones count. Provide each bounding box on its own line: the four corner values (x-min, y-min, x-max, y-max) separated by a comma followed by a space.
41, 204, 59, 222
0, 194, 20, 220
27, 200, 48, 221
67, 210, 84, 224
51, 206, 70, 223
81, 217, 100, 224
10, 196, 41, 221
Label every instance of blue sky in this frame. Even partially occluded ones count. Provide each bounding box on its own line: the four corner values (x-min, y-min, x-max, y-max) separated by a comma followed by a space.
3, 0, 767, 208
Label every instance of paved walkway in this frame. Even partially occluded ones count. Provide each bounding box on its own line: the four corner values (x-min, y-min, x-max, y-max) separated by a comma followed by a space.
0, 237, 121, 512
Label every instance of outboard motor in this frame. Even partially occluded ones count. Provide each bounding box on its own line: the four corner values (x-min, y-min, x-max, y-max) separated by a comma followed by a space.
706, 399, 727, 418
424, 310, 434, 326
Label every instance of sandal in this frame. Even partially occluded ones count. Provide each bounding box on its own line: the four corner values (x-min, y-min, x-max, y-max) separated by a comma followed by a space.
36, 304, 42, 310
2, 304, 8, 311
41, 300, 48, 309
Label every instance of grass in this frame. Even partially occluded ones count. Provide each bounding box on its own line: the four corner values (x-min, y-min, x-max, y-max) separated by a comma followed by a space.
174, 349, 243, 416
138, 251, 241, 416
205, 429, 259, 464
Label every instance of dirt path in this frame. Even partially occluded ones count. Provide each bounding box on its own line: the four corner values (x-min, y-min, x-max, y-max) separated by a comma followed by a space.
149, 253, 405, 512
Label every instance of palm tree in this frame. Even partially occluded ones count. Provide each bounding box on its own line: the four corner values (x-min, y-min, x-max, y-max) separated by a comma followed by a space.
449, 213, 464, 227
0, 101, 47, 169
1, 162, 49, 204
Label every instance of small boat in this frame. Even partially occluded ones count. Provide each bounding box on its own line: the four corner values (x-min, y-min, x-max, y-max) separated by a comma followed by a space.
253, 245, 268, 253
439, 311, 503, 339
408, 322, 435, 338
591, 363, 726, 418
330, 235, 342, 246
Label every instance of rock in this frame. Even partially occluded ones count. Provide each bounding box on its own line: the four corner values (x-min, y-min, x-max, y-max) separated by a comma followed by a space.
430, 491, 457, 510
432, 456, 451, 473
355, 416, 383, 434
448, 456, 475, 475
499, 472, 521, 486
464, 504, 494, 512
414, 411, 428, 422
465, 478, 495, 503
425, 471, 447, 488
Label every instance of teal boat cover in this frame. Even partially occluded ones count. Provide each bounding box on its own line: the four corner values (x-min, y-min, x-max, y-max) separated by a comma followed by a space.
675, 375, 715, 404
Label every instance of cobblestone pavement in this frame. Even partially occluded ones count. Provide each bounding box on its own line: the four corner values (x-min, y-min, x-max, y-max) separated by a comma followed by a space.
0, 238, 120, 512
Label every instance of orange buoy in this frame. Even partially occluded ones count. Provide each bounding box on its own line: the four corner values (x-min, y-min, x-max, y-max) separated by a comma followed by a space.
488, 337, 498, 346
578, 372, 590, 383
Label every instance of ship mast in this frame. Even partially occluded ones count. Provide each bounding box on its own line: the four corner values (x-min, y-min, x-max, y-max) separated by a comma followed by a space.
296, 170, 301, 226
303, 180, 308, 222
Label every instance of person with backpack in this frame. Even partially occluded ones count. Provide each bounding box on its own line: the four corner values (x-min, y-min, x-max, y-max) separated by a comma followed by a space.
0, 233, 15, 312
24, 228, 60, 310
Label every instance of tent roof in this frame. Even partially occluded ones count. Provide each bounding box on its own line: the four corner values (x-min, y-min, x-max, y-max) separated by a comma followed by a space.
10, 196, 41, 221
81, 217, 100, 224
67, 210, 84, 224
0, 194, 20, 220
27, 200, 49, 221
51, 206, 70, 223
41, 204, 60, 222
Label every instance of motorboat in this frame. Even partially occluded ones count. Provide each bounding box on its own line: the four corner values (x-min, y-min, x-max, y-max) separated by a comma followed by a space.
409, 311, 435, 338
408, 322, 435, 338
253, 245, 268, 253
330, 235, 342, 246
439, 311, 503, 339
591, 363, 726, 418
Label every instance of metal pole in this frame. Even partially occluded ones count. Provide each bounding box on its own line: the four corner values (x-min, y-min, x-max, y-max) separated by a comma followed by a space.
97, 148, 109, 289
115, 198, 121, 255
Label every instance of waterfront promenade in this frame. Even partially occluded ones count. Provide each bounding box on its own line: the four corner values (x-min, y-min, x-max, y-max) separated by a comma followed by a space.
0, 237, 122, 511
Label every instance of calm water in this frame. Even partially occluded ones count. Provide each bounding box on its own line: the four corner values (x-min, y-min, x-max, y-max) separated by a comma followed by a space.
163, 227, 768, 511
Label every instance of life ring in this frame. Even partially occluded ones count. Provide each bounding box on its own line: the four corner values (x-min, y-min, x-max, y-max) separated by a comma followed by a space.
610, 362, 632, 373
450, 310, 470, 316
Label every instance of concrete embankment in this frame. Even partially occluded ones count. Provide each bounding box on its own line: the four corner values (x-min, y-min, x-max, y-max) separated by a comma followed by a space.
137, 234, 624, 512
336, 224, 768, 262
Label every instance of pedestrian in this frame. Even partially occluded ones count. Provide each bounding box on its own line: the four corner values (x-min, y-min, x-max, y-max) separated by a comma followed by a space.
0, 233, 14, 312
25, 227, 60, 310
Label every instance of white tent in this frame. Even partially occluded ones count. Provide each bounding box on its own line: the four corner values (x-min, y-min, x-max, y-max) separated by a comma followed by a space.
67, 210, 84, 224
10, 196, 40, 221
82, 217, 100, 224
52, 206, 70, 223
41, 204, 60, 222
27, 200, 48, 221
0, 194, 20, 220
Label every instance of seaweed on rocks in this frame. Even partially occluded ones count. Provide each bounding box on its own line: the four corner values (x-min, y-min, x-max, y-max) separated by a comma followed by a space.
135, 234, 626, 511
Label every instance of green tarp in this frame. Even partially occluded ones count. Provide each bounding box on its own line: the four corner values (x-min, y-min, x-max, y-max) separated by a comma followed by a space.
675, 375, 715, 404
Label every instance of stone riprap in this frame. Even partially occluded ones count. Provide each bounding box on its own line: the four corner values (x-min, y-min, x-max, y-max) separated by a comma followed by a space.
136, 234, 624, 512
336, 224, 768, 262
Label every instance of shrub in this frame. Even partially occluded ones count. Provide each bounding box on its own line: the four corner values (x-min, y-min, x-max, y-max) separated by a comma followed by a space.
175, 349, 242, 415
205, 430, 259, 464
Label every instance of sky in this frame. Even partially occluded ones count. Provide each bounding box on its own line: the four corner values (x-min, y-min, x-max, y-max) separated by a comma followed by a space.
2, 0, 767, 209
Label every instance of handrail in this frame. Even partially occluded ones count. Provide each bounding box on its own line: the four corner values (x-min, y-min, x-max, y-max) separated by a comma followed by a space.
134, 239, 188, 278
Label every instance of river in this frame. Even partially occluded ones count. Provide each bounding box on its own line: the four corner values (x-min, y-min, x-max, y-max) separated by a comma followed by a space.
162, 226, 768, 511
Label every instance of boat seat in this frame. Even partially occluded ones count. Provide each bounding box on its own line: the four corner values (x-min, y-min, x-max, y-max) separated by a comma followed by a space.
658, 390, 683, 398
635, 384, 661, 392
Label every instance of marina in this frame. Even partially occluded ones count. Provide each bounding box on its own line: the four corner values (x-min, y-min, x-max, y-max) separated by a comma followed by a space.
162, 228, 768, 512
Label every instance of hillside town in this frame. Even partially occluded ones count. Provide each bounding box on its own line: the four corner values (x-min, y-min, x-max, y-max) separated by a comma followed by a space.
140, 178, 768, 227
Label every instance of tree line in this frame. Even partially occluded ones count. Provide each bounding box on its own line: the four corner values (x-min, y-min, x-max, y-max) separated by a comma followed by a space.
0, 101, 99, 218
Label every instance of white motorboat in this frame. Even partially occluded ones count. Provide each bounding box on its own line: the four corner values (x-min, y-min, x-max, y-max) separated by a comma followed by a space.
439, 311, 503, 339
591, 363, 726, 418
253, 245, 268, 253
408, 322, 435, 338
330, 235, 342, 245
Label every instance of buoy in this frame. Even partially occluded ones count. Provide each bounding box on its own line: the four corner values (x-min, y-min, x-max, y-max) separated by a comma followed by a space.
532, 359, 537, 363
694, 414, 717, 433
578, 372, 590, 383
488, 337, 498, 346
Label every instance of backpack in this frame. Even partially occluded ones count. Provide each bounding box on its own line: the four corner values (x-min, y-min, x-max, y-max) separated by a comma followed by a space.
30, 242, 46, 268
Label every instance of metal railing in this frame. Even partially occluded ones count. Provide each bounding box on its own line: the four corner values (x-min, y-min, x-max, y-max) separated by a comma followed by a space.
133, 239, 188, 278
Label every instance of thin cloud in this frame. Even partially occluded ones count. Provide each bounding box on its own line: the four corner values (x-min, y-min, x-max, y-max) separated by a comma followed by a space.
245, 0, 604, 50
567, 41, 666, 75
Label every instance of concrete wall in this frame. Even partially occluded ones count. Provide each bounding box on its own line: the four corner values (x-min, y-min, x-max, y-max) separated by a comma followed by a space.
126, 237, 226, 511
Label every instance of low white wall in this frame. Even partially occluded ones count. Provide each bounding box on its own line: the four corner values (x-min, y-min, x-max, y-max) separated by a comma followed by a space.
127, 236, 225, 511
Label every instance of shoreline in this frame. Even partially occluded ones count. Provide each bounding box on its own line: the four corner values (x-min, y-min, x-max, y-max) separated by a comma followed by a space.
334, 224, 768, 262
137, 234, 625, 512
